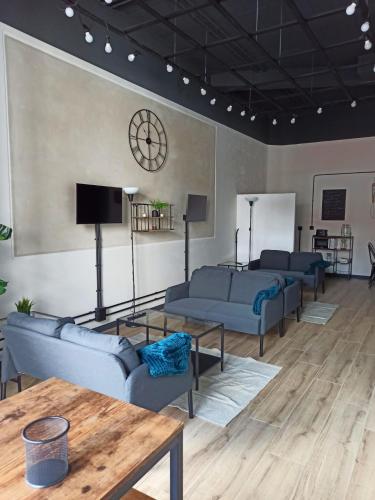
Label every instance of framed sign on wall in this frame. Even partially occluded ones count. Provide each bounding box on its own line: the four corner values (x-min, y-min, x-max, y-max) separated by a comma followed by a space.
322, 189, 346, 220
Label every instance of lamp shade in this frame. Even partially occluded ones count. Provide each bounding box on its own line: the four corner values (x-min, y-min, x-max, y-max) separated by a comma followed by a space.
123, 187, 139, 195
245, 196, 258, 204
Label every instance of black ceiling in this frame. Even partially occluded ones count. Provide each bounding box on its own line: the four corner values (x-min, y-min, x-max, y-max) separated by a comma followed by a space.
1, 0, 375, 144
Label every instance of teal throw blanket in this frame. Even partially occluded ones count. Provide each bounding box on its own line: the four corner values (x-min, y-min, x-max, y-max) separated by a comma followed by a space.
138, 332, 191, 377
253, 284, 281, 315
304, 260, 331, 275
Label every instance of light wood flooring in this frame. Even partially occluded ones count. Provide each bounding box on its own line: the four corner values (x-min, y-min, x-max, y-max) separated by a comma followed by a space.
7, 278, 375, 499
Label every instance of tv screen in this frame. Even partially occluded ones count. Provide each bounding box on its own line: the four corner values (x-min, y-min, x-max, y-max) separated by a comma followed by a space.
76, 183, 123, 224
185, 194, 207, 222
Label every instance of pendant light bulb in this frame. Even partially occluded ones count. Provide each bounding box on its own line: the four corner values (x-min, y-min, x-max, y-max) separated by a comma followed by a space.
250, 114, 256, 122
182, 76, 190, 85
272, 118, 277, 126
351, 100, 357, 108
240, 110, 246, 117
317, 107, 323, 115
290, 116, 296, 125
104, 0, 113, 3
345, 2, 357, 16
166, 64, 173, 73
200, 87, 207, 96
373, 64, 375, 73
210, 98, 216, 106
361, 20, 370, 33
364, 38, 373, 51
65, 6, 74, 17
128, 53, 136, 62
84, 30, 94, 44
227, 105, 232, 112
105, 37, 112, 54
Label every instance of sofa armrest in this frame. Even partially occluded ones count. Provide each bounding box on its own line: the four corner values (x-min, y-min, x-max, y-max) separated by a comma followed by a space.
260, 293, 283, 335
249, 259, 260, 270
0, 344, 18, 382
124, 362, 193, 412
165, 282, 190, 304
283, 280, 302, 315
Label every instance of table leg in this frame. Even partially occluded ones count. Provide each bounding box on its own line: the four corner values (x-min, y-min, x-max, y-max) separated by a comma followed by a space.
146, 325, 150, 344
170, 432, 183, 500
195, 338, 200, 391
220, 325, 224, 372
116, 319, 120, 336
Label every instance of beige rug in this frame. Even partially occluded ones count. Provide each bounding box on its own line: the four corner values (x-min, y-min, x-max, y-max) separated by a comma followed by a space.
288, 301, 339, 325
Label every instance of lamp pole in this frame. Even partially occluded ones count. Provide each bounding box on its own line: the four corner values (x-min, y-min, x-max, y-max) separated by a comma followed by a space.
245, 196, 258, 268
123, 187, 139, 316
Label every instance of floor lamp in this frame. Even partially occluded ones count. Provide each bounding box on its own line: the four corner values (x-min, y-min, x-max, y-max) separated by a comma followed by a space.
123, 187, 139, 316
245, 196, 258, 267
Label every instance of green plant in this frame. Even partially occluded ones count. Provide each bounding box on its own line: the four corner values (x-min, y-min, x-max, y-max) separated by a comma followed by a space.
0, 224, 12, 296
149, 199, 169, 211
15, 297, 34, 314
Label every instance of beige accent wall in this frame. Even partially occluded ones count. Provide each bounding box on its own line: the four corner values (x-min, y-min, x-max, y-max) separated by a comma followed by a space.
6, 37, 215, 256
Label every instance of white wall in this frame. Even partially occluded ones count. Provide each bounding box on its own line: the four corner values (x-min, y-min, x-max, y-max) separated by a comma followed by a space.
236, 193, 296, 262
0, 23, 267, 320
267, 138, 375, 276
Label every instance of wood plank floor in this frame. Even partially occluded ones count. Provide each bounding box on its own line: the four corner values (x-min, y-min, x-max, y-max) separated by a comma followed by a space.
6, 277, 375, 499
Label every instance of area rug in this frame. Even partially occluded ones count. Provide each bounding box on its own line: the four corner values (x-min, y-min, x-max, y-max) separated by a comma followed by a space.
287, 301, 339, 325
127, 333, 281, 427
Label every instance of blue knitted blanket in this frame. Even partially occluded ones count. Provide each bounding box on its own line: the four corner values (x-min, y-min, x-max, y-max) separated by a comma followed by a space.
253, 284, 281, 315
138, 332, 191, 377
304, 260, 331, 275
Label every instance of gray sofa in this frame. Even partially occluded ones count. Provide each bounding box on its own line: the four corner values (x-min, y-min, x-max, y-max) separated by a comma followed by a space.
251, 250, 325, 301
1, 313, 193, 416
165, 267, 285, 356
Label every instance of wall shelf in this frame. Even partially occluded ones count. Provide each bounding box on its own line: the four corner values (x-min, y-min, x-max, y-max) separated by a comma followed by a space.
131, 203, 174, 232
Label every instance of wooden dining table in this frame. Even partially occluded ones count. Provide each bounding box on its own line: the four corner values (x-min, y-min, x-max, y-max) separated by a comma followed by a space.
0, 378, 184, 499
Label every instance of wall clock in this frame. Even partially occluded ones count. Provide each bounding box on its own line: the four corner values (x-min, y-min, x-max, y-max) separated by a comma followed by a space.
128, 109, 168, 172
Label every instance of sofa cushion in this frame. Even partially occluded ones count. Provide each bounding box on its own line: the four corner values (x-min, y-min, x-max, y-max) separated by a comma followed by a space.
265, 269, 316, 288
189, 267, 232, 301
229, 271, 279, 305
61, 323, 140, 373
260, 250, 290, 271
207, 302, 260, 334
289, 252, 322, 272
164, 298, 220, 319
7, 312, 74, 338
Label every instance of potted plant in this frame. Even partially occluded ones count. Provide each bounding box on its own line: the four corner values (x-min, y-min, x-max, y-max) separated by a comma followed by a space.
15, 297, 34, 315
149, 199, 169, 218
0, 224, 12, 296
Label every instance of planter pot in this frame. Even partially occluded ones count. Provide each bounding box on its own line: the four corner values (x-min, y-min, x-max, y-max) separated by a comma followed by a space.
151, 209, 160, 217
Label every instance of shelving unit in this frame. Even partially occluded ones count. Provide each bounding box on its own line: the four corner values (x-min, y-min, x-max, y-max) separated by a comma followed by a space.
312, 235, 354, 279
131, 203, 174, 232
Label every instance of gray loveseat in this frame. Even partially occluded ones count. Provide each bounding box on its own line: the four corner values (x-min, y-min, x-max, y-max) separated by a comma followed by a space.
251, 250, 325, 301
165, 267, 285, 356
1, 313, 193, 416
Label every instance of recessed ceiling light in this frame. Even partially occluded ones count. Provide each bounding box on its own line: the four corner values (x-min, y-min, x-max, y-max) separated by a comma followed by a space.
128, 53, 136, 62
227, 105, 232, 112
166, 64, 173, 73
240, 110, 246, 117
250, 114, 256, 122
84, 30, 94, 44
65, 6, 74, 17
182, 76, 190, 85
365, 38, 373, 51
210, 98, 216, 106
272, 118, 277, 126
361, 20, 370, 33
345, 2, 357, 16
200, 87, 207, 96
351, 100, 357, 108
317, 107, 323, 114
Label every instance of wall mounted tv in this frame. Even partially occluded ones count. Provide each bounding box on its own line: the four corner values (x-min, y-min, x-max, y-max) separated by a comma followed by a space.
185, 194, 207, 222
76, 183, 123, 224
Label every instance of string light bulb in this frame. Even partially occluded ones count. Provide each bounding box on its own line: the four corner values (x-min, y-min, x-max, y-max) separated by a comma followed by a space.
250, 114, 256, 122
200, 87, 207, 96
373, 63, 375, 73
84, 30, 94, 44
227, 105, 232, 112
128, 53, 136, 62
65, 6, 74, 17
240, 110, 246, 117
210, 98, 216, 106
166, 64, 173, 73
317, 107, 323, 115
361, 20, 370, 33
272, 118, 277, 126
351, 100, 357, 108
290, 116, 296, 124
345, 2, 357, 16
182, 76, 190, 85
105, 36, 112, 54
104, 0, 113, 3
364, 37, 373, 51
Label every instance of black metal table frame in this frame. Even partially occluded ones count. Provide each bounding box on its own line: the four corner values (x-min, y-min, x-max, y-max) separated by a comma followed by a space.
117, 313, 224, 391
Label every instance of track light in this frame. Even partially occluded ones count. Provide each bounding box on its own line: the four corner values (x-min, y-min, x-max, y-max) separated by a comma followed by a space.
210, 98, 216, 105
182, 76, 190, 85
200, 87, 207, 96
250, 114, 256, 122
127, 53, 136, 62
240, 110, 246, 117
272, 118, 277, 126
290, 116, 296, 125
317, 107, 323, 115
361, 20, 370, 33
345, 2, 357, 16
364, 38, 372, 51
84, 29, 94, 44
166, 64, 173, 73
65, 6, 75, 17
351, 100, 357, 108
105, 36, 112, 54
227, 105, 232, 112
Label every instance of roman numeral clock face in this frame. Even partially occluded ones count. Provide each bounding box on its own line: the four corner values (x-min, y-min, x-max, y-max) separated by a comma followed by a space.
128, 109, 168, 172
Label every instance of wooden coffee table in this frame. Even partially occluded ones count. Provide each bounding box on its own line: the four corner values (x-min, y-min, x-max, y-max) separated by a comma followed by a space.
0, 378, 183, 499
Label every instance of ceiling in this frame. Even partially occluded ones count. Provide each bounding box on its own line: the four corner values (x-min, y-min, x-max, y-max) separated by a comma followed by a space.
1, 0, 375, 144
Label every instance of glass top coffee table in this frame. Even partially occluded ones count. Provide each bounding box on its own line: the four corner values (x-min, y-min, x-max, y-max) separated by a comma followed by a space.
117, 309, 224, 391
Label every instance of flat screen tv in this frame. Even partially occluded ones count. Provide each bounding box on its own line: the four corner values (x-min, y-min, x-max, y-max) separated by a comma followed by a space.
76, 183, 123, 224
185, 194, 207, 222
